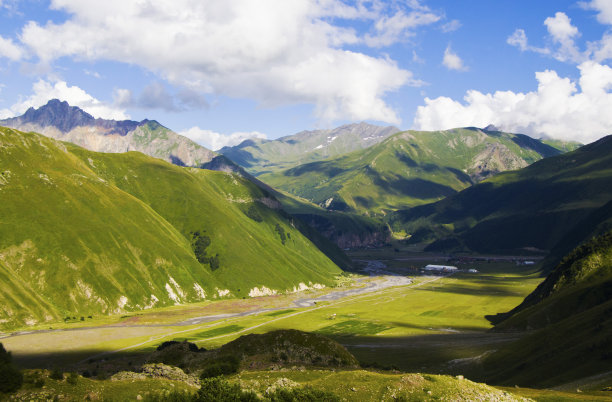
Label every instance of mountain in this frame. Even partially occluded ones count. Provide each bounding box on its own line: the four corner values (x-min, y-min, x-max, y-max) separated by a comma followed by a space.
258, 127, 565, 216
389, 135, 612, 254
219, 122, 400, 175
479, 231, 612, 387
0, 99, 217, 168
0, 127, 343, 329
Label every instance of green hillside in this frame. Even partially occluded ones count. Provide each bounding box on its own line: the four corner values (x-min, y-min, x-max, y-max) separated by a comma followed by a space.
259, 127, 563, 216
480, 231, 612, 387
390, 135, 612, 253
0, 127, 342, 329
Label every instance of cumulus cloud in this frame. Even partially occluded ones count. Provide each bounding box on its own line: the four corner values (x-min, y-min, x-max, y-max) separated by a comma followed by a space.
442, 45, 467, 71
180, 127, 267, 151
544, 12, 584, 62
0, 35, 24, 61
0, 79, 129, 120
413, 61, 612, 143
580, 0, 612, 25
15, 0, 439, 125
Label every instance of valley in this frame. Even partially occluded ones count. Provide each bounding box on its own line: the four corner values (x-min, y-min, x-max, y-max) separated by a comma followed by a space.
6, 247, 605, 400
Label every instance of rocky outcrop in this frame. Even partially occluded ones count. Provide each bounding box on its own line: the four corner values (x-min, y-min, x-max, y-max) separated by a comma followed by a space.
0, 100, 216, 167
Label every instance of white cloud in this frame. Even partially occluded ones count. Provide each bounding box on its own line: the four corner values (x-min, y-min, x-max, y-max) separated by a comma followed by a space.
0, 79, 129, 120
442, 45, 467, 71
0, 35, 23, 61
413, 61, 612, 143
441, 19, 461, 33
580, 0, 612, 25
544, 12, 584, 62
507, 29, 550, 54
16, 0, 438, 125
180, 127, 267, 151
364, 9, 440, 47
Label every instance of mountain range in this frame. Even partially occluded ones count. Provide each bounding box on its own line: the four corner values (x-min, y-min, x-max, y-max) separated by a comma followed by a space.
0, 99, 218, 169
220, 122, 400, 175
256, 127, 571, 215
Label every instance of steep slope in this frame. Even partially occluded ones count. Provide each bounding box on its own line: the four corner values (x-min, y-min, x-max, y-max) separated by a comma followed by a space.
0, 99, 216, 168
219, 122, 400, 175
390, 135, 612, 253
0, 128, 342, 329
480, 232, 612, 387
260, 127, 563, 215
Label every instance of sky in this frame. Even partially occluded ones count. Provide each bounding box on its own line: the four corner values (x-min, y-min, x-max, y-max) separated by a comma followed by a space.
1, 0, 612, 150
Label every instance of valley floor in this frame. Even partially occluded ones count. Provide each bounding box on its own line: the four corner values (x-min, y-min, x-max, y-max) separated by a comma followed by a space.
2, 247, 611, 400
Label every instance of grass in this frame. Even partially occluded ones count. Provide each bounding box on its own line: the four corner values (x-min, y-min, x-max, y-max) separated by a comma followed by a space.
0, 127, 343, 329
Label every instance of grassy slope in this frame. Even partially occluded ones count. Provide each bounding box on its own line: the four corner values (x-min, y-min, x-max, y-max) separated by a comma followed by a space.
68, 145, 342, 292
480, 232, 612, 387
0, 128, 342, 329
259, 128, 561, 216
390, 135, 612, 253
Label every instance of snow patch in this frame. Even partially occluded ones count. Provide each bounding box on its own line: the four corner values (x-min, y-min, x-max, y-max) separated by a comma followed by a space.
314, 144, 324, 150
165, 283, 181, 304
326, 136, 337, 142
193, 283, 206, 299
248, 286, 277, 297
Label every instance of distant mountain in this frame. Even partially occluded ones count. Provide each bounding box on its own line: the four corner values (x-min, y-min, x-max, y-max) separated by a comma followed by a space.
480, 231, 612, 387
389, 135, 612, 254
0, 127, 343, 329
220, 122, 400, 175
0, 99, 217, 168
259, 127, 565, 215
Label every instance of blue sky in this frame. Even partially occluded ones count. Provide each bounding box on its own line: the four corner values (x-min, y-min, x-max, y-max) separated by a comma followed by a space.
1, 0, 612, 149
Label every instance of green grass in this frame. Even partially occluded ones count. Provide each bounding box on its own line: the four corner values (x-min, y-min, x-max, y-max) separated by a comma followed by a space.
266, 309, 296, 317
390, 135, 612, 254
0, 127, 342, 329
258, 128, 562, 216
192, 325, 245, 339
316, 320, 392, 336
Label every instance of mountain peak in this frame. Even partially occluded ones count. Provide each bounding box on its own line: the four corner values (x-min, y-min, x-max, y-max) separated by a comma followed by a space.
14, 99, 95, 133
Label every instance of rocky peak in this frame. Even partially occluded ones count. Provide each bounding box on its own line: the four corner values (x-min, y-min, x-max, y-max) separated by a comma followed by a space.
20, 99, 96, 133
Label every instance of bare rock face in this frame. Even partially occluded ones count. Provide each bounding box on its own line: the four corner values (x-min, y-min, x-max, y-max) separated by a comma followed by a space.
0, 99, 216, 167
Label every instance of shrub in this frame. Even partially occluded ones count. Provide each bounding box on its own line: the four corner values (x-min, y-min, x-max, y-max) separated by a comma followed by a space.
50, 368, 64, 380
244, 204, 263, 222
196, 378, 257, 402
269, 386, 340, 402
275, 224, 287, 245
0, 343, 11, 365
66, 372, 79, 385
0, 343, 23, 394
200, 355, 240, 379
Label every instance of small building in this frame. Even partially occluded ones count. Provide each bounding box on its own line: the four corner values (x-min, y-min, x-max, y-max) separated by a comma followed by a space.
468, 268, 479, 273
424, 264, 458, 272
